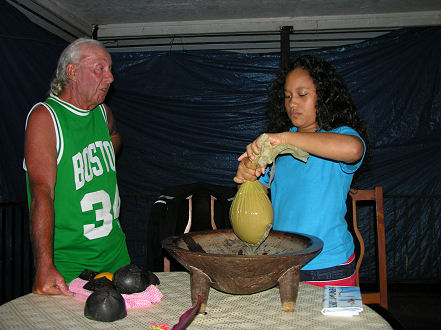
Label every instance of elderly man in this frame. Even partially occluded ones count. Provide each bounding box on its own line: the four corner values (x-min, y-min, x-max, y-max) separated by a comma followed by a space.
24, 38, 130, 295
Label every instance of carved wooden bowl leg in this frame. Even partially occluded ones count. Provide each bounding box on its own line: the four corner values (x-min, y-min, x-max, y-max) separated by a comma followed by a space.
278, 266, 301, 312
190, 266, 211, 313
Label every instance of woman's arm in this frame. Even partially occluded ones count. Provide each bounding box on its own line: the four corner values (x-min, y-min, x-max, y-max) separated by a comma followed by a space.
247, 131, 364, 165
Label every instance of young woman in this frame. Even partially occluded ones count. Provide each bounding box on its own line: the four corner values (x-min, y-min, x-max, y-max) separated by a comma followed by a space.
234, 55, 368, 287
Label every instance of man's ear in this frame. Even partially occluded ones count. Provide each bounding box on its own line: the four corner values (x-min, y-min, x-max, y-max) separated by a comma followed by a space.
66, 63, 77, 81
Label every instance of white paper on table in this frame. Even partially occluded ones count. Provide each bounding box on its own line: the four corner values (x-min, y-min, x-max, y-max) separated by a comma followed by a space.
321, 285, 363, 317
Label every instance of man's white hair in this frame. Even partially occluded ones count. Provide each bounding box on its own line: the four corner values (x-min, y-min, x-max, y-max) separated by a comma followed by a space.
50, 38, 106, 96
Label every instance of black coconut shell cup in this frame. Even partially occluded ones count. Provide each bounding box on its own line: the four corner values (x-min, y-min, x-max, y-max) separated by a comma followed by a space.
84, 286, 127, 322
83, 276, 115, 292
78, 269, 99, 281
113, 264, 160, 294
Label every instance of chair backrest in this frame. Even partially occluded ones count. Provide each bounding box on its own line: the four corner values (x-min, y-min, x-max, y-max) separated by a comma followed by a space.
348, 186, 388, 309
158, 183, 236, 272
163, 193, 219, 272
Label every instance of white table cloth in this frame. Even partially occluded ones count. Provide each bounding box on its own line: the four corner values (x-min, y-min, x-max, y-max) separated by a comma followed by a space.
0, 271, 392, 329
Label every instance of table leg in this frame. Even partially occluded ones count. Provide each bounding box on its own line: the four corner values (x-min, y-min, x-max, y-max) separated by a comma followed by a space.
278, 266, 301, 312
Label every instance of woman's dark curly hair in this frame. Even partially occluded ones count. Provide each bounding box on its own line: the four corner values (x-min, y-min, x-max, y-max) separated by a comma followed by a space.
267, 54, 368, 144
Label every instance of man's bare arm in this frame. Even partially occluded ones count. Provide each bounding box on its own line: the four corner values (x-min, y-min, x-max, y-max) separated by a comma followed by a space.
25, 105, 71, 295
104, 104, 122, 154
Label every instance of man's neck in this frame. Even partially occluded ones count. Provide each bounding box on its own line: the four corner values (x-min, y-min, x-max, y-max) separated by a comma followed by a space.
58, 87, 94, 110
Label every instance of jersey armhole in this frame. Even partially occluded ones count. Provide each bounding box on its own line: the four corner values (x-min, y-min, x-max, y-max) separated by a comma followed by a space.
23, 102, 64, 171
99, 104, 108, 124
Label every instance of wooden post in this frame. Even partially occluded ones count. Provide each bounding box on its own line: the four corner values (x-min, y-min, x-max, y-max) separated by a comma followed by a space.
92, 25, 98, 40
280, 26, 293, 71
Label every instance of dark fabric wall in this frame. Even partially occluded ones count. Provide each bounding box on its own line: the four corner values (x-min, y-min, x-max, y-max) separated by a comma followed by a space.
108, 28, 441, 198
1, 0, 440, 281
106, 28, 441, 281
109, 51, 275, 195
0, 1, 67, 202
2, 1, 440, 202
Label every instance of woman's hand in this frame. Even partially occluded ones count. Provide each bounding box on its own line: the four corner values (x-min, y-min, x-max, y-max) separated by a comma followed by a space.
242, 133, 285, 159
264, 132, 286, 146
237, 133, 287, 181
233, 135, 262, 183
233, 133, 283, 184
233, 153, 260, 184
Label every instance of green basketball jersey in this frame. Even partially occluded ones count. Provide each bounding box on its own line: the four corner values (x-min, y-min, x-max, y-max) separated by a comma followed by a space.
26, 95, 130, 283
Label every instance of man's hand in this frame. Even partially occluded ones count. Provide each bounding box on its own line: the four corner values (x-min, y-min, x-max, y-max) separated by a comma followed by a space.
32, 265, 73, 296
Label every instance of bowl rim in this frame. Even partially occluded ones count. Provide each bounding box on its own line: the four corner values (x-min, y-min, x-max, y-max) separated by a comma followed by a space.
161, 229, 323, 258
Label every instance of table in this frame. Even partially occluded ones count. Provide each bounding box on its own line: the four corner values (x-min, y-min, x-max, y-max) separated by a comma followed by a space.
0, 272, 392, 329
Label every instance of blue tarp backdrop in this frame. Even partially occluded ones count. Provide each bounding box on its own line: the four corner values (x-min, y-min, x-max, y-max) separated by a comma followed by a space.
0, 1, 440, 282
0, 2, 67, 202
108, 28, 441, 197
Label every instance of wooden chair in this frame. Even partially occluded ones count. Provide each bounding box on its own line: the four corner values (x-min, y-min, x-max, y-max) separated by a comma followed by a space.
348, 186, 388, 309
163, 194, 219, 272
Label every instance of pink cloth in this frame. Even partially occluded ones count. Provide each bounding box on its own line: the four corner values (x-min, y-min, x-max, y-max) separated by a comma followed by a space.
68, 278, 163, 309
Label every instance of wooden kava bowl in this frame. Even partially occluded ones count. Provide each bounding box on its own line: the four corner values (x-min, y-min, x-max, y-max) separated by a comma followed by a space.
162, 229, 323, 313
